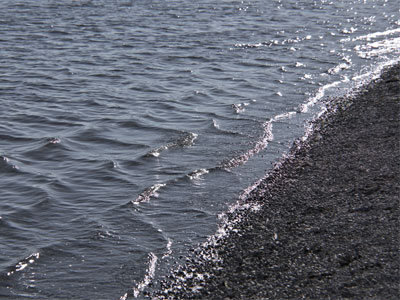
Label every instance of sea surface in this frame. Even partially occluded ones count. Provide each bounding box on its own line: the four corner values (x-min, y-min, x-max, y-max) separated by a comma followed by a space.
0, 0, 399, 299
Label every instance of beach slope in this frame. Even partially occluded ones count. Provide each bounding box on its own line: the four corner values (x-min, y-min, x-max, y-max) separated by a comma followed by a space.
154, 64, 399, 300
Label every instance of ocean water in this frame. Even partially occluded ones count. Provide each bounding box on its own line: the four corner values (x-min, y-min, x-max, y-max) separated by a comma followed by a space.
0, 0, 399, 299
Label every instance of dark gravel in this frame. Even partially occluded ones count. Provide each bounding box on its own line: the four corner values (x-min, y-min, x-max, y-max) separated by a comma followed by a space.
152, 64, 399, 300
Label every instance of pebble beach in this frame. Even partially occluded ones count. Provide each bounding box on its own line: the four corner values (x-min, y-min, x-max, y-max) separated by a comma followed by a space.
153, 63, 400, 300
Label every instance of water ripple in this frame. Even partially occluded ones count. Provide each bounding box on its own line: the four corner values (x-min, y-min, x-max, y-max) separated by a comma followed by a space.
1, 0, 399, 299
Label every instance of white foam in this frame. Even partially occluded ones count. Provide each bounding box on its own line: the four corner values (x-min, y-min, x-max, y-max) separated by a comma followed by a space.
328, 62, 351, 75
119, 293, 128, 300
133, 252, 158, 298
162, 238, 173, 259
355, 37, 400, 59
295, 62, 306, 68
353, 58, 400, 87
220, 120, 273, 169
302, 28, 399, 115
220, 108, 298, 170
343, 28, 400, 42
1, 155, 19, 170
232, 103, 245, 114
132, 183, 166, 205
49, 137, 61, 144
147, 132, 198, 157
299, 76, 350, 113
302, 58, 400, 144
112, 160, 118, 168
7, 252, 40, 276
148, 146, 167, 157
179, 132, 198, 147
271, 111, 296, 122
212, 119, 220, 129
187, 168, 209, 180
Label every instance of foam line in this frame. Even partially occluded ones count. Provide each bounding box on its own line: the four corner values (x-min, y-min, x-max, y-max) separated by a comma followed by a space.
133, 252, 158, 298
132, 183, 166, 204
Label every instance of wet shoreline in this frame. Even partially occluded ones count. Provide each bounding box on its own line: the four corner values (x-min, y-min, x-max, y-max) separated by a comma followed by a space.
152, 63, 400, 299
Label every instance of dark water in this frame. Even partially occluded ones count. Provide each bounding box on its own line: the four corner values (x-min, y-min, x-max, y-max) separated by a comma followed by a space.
0, 0, 398, 299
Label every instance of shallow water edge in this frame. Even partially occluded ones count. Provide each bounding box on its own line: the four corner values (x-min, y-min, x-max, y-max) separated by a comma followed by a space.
150, 63, 400, 299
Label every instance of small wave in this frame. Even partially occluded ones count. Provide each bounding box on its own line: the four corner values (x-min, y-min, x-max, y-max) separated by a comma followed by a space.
341, 27, 357, 35
147, 132, 198, 157
148, 146, 168, 157
21, 137, 72, 162
299, 29, 399, 115
162, 238, 173, 259
234, 34, 313, 49
299, 76, 350, 113
187, 168, 209, 180
132, 183, 166, 204
351, 59, 400, 86
355, 37, 400, 59
7, 252, 40, 276
328, 62, 351, 75
231, 101, 252, 114
131, 166, 212, 206
212, 119, 220, 129
210, 119, 247, 136
133, 252, 158, 298
218, 109, 298, 170
342, 28, 400, 42
219, 121, 273, 170
171, 132, 198, 148
295, 62, 306, 68
238, 176, 267, 202
47, 137, 61, 144
231, 103, 245, 114
234, 42, 263, 48
0, 155, 19, 171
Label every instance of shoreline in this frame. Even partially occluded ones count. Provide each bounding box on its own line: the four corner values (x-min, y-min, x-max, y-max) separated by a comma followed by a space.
152, 63, 399, 299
